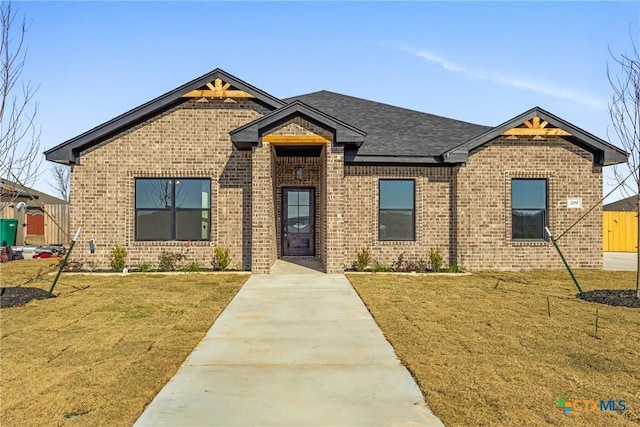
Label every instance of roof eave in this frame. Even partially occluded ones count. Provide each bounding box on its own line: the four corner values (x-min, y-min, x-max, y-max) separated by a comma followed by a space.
44, 69, 285, 163
444, 106, 629, 167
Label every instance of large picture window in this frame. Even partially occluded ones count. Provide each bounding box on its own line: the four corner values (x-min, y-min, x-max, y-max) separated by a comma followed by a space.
379, 179, 415, 241
511, 179, 547, 240
135, 178, 211, 241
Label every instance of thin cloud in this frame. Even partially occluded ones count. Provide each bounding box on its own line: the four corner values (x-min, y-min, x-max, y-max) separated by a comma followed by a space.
399, 46, 606, 109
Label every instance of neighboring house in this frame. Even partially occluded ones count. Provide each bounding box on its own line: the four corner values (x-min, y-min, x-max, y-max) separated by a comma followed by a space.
45, 69, 628, 273
0, 179, 69, 244
603, 195, 638, 252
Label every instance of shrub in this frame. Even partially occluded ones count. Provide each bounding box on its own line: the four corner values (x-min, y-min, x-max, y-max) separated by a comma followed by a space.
372, 260, 394, 273
158, 250, 185, 272
136, 261, 153, 273
392, 252, 406, 272
447, 263, 465, 273
110, 245, 127, 272
356, 247, 371, 272
180, 261, 203, 272
59, 258, 83, 272
429, 248, 443, 272
391, 253, 418, 272
212, 246, 231, 271
416, 258, 428, 273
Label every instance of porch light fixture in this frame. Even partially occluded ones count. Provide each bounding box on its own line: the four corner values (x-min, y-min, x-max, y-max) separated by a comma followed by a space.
295, 166, 303, 181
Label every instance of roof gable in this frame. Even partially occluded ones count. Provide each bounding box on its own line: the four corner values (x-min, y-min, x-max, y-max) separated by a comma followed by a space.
603, 195, 638, 212
0, 179, 67, 205
230, 100, 366, 150
444, 106, 628, 166
44, 69, 285, 164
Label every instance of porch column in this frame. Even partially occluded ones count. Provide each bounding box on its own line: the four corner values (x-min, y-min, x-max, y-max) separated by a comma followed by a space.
251, 144, 277, 273
324, 144, 345, 273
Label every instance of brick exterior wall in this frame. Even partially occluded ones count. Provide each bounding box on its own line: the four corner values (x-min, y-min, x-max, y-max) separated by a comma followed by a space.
70, 99, 267, 271
343, 166, 452, 269
251, 144, 277, 273
68, 99, 604, 273
455, 137, 602, 270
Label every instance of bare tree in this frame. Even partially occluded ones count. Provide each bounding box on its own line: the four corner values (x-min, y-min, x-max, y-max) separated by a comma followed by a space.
0, 2, 40, 213
49, 164, 69, 201
608, 37, 640, 298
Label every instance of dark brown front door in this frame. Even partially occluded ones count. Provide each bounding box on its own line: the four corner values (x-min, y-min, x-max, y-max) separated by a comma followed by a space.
282, 188, 314, 256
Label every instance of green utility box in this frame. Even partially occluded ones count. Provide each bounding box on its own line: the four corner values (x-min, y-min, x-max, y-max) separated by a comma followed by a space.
0, 218, 18, 247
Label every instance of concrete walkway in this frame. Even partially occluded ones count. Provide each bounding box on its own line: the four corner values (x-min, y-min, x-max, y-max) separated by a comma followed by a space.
603, 252, 638, 271
135, 270, 443, 426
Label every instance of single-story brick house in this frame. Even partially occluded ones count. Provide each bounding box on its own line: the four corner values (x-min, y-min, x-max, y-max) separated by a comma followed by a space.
45, 69, 627, 273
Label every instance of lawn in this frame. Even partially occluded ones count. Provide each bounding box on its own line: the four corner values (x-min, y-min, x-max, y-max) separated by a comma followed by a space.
348, 270, 640, 426
0, 260, 247, 426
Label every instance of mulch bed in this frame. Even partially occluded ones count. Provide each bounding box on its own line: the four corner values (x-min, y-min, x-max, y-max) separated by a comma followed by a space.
582, 289, 640, 308
0, 287, 53, 309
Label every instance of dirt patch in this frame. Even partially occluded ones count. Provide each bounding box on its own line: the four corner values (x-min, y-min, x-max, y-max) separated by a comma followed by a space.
582, 289, 640, 308
0, 287, 52, 309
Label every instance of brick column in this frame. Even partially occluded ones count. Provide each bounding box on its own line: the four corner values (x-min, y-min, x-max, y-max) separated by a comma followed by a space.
324, 144, 345, 273
251, 144, 277, 273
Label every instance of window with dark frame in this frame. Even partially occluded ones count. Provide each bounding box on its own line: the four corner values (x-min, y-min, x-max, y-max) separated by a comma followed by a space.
511, 179, 547, 240
379, 179, 415, 241
135, 178, 211, 241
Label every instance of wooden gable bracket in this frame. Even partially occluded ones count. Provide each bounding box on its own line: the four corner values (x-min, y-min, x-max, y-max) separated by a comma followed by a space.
502, 116, 572, 137
182, 78, 255, 99
262, 135, 331, 145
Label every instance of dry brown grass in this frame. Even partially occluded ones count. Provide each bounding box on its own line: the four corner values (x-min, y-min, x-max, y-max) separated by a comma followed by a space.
348, 270, 640, 426
1, 260, 247, 426
24, 234, 45, 246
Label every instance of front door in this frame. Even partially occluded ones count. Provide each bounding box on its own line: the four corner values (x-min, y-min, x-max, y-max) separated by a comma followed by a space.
282, 187, 315, 256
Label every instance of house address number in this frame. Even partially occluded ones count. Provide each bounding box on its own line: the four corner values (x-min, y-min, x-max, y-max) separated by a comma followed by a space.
567, 198, 582, 208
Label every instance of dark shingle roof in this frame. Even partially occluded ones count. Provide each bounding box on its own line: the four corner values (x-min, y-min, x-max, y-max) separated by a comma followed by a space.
284, 91, 491, 158
604, 195, 638, 212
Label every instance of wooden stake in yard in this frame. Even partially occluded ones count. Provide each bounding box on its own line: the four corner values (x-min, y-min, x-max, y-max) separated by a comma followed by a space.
48, 227, 82, 297
547, 295, 551, 317
595, 308, 599, 339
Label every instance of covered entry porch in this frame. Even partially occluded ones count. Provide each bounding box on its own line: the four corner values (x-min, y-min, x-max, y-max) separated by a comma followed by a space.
230, 101, 365, 273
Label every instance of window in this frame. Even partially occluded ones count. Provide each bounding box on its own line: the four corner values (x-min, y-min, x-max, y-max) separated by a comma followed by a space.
135, 178, 210, 241
511, 179, 547, 240
379, 179, 415, 241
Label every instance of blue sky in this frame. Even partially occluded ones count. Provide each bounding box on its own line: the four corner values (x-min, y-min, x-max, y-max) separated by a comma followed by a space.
15, 1, 640, 201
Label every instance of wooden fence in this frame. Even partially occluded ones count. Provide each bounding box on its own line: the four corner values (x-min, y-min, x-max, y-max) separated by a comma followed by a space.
603, 211, 638, 252
43, 204, 70, 245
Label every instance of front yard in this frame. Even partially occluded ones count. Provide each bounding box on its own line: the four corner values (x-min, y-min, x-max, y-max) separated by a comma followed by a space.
0, 260, 247, 426
348, 270, 640, 426
2, 261, 638, 426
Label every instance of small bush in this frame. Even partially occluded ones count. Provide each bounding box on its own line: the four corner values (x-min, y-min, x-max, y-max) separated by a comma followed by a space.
136, 261, 153, 273
158, 250, 185, 272
392, 252, 406, 272
212, 246, 231, 271
180, 261, 203, 272
391, 253, 418, 272
429, 248, 443, 272
372, 260, 394, 273
110, 245, 127, 272
59, 258, 84, 272
447, 264, 465, 273
356, 247, 371, 272
416, 258, 428, 273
